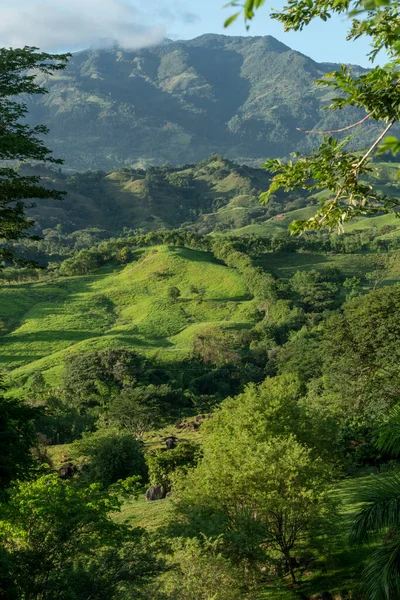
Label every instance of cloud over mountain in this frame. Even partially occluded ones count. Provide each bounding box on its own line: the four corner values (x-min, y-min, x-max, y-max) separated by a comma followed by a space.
0, 0, 165, 51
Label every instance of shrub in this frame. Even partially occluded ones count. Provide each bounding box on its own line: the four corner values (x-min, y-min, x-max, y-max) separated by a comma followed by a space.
146, 442, 202, 492
157, 537, 248, 600
72, 429, 148, 487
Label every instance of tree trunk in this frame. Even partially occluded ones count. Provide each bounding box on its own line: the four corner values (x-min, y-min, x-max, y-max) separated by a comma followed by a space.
286, 553, 297, 586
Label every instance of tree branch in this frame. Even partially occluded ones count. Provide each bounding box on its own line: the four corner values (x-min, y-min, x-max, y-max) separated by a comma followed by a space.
355, 119, 396, 170
296, 112, 374, 134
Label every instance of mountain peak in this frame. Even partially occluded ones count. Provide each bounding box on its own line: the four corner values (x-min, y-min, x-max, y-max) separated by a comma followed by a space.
28, 34, 372, 171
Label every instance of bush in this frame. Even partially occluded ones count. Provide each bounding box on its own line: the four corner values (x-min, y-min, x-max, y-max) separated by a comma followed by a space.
72, 429, 148, 487
157, 537, 248, 600
146, 442, 202, 492
107, 384, 184, 437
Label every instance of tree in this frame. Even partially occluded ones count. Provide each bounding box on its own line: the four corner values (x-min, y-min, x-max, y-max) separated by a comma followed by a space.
62, 348, 143, 411
0, 474, 160, 599
174, 375, 335, 582
0, 47, 70, 263
365, 254, 396, 291
157, 537, 247, 600
191, 326, 242, 367
107, 385, 183, 438
0, 384, 38, 494
59, 249, 100, 275
224, 1, 400, 231
320, 285, 400, 416
343, 276, 362, 301
71, 429, 148, 488
146, 442, 202, 492
167, 286, 181, 302
351, 404, 400, 599
290, 269, 340, 312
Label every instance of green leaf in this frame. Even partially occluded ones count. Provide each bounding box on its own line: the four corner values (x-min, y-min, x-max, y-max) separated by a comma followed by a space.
378, 136, 400, 155
259, 191, 271, 204
224, 12, 240, 27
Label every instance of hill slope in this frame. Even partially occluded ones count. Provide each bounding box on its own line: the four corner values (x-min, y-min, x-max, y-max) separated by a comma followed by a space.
0, 245, 255, 384
22, 157, 400, 242
23, 155, 308, 236
28, 34, 386, 170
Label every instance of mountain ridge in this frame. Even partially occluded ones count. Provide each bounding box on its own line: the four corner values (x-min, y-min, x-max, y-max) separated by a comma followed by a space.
27, 34, 380, 171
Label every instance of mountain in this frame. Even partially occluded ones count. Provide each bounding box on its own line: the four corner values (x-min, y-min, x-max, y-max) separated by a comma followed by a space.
28, 34, 382, 171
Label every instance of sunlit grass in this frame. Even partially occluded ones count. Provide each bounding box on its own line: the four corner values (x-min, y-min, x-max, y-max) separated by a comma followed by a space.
0, 245, 254, 385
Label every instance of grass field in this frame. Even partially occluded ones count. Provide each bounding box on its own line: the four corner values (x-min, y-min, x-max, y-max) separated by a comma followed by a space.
3, 243, 400, 387
257, 250, 400, 286
0, 246, 255, 386
42, 419, 382, 598
232, 207, 317, 237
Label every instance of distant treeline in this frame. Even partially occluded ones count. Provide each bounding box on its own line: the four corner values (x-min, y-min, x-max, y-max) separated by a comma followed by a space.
2, 226, 399, 283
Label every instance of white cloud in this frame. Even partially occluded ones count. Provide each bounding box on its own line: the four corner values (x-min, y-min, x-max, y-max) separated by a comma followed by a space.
0, 0, 166, 51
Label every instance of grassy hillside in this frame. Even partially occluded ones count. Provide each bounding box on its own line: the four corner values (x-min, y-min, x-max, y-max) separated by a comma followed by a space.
24, 155, 308, 238
257, 250, 400, 283
13, 158, 399, 256
0, 245, 255, 385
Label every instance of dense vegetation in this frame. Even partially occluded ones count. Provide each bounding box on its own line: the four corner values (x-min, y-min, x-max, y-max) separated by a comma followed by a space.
6, 154, 400, 271
2, 223, 400, 598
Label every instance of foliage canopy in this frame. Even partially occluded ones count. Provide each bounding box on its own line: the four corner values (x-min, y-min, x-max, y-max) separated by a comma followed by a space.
225, 0, 400, 231
0, 47, 69, 263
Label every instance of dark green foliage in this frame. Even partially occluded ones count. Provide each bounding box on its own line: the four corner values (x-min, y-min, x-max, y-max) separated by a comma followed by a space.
107, 385, 185, 437
0, 47, 69, 263
62, 349, 144, 410
146, 442, 202, 492
0, 474, 160, 599
377, 405, 400, 457
290, 269, 340, 312
71, 429, 148, 488
0, 389, 38, 493
34, 394, 94, 445
167, 286, 181, 302
351, 404, 400, 599
273, 329, 321, 382
59, 249, 101, 275
321, 285, 400, 415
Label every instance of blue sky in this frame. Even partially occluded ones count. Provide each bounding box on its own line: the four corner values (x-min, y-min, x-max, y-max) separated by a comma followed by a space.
161, 0, 377, 67
0, 0, 381, 67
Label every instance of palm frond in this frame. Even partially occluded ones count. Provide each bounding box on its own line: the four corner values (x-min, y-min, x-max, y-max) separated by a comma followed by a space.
361, 534, 400, 600
351, 475, 400, 544
377, 404, 400, 456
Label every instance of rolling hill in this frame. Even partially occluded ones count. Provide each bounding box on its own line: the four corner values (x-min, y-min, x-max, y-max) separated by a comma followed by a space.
0, 245, 256, 385
22, 155, 310, 237
21, 156, 400, 244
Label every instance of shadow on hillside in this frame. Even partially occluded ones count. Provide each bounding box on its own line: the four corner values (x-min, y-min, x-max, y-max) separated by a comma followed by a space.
210, 295, 252, 302
115, 335, 174, 348
5, 330, 102, 343
169, 247, 223, 264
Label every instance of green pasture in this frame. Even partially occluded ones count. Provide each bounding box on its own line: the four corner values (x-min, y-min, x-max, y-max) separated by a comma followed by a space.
0, 246, 254, 385
232, 206, 317, 236
257, 250, 400, 286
